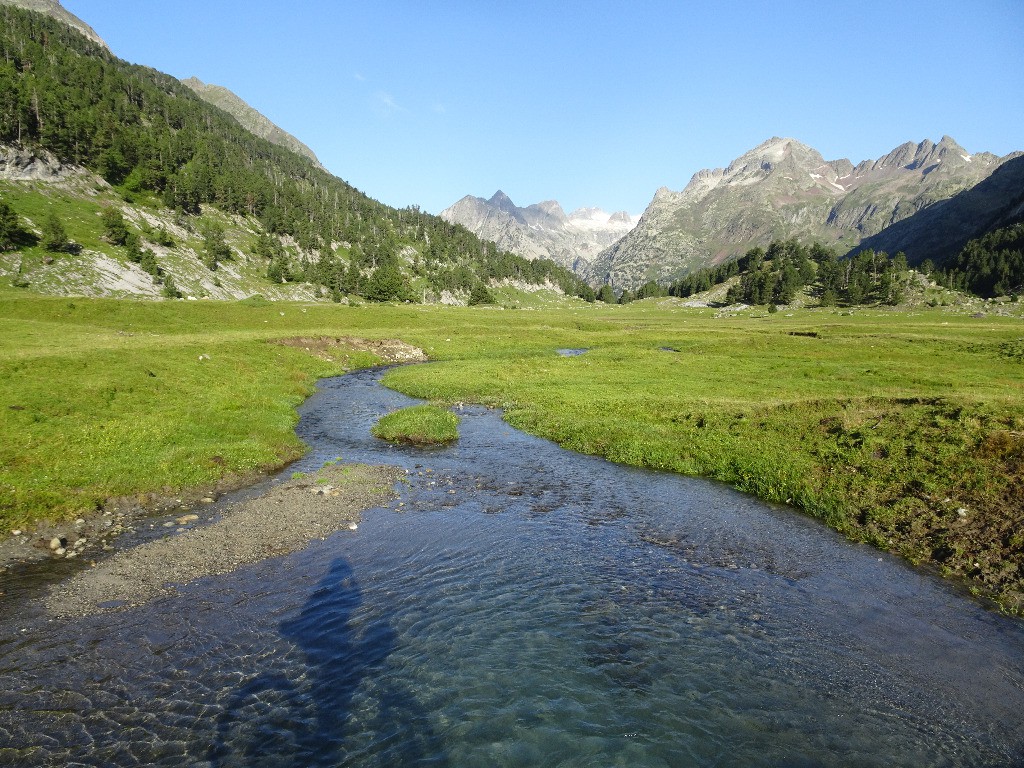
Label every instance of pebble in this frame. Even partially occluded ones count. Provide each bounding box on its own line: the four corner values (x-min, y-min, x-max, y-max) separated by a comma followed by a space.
175, 514, 199, 525
55, 547, 66, 556
49, 537, 63, 551
201, 497, 215, 504
11, 530, 20, 536
348, 523, 358, 530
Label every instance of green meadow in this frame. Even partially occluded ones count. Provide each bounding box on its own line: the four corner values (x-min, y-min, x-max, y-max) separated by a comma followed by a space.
1, 289, 1021, 610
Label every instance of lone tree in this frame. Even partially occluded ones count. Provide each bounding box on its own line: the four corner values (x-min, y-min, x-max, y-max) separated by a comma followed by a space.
364, 262, 411, 302
201, 221, 232, 271
468, 281, 495, 305
100, 207, 130, 245
0, 200, 24, 250
41, 212, 68, 252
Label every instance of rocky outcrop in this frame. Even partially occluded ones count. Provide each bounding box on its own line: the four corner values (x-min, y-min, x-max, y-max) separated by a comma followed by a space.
0, 0, 107, 49
591, 136, 1018, 289
441, 190, 638, 270
182, 77, 325, 170
0, 143, 85, 180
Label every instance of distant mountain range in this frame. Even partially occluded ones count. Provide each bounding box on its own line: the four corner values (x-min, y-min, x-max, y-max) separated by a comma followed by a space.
181, 78, 325, 170
441, 191, 639, 271
589, 136, 1021, 288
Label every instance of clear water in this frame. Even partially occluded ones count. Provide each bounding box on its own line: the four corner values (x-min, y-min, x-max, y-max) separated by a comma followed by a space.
2, 368, 1024, 767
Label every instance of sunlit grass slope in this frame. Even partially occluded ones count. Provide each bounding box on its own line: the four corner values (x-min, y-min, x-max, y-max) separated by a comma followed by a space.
1, 290, 1022, 609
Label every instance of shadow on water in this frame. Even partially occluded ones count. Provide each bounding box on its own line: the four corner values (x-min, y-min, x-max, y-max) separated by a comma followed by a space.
208, 557, 448, 767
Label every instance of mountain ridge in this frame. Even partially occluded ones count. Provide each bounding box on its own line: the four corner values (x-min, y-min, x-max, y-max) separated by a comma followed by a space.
181, 78, 326, 171
589, 136, 1019, 288
0, 0, 107, 48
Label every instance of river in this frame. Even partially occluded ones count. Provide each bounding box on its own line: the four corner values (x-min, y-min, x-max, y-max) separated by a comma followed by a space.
1, 367, 1023, 766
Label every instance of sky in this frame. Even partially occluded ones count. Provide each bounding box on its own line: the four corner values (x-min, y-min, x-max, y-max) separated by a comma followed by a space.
61, 0, 1024, 216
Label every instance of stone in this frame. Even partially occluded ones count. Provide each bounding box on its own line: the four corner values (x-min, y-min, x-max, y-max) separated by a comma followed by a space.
49, 537, 64, 551
175, 514, 199, 525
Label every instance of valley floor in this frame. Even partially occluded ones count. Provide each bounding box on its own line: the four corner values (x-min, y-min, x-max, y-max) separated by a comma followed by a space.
1, 292, 1022, 612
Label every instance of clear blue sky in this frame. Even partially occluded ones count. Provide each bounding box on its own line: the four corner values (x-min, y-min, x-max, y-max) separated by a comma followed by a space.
63, 0, 1024, 216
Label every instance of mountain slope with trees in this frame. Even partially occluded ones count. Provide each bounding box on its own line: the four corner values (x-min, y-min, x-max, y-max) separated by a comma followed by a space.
0, 0, 107, 49
180, 77, 326, 171
0, 5, 592, 303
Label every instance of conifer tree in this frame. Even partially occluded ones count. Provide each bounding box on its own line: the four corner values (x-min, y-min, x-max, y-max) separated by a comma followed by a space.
41, 212, 68, 252
0, 200, 23, 250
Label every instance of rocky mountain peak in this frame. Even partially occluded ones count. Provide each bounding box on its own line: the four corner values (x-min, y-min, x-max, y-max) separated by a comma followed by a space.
865, 136, 972, 174
442, 192, 639, 268
532, 200, 568, 222
488, 190, 518, 212
590, 135, 1017, 289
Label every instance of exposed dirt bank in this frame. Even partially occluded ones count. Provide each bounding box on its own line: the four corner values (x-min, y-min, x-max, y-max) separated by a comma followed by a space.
275, 336, 427, 364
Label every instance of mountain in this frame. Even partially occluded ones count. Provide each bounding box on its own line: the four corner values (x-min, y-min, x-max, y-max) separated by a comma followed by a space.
855, 154, 1024, 265
0, 6, 593, 304
0, 0, 107, 49
441, 191, 639, 270
181, 77, 325, 171
592, 136, 1018, 289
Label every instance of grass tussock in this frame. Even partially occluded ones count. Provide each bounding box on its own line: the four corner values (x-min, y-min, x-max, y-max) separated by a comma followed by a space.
371, 405, 460, 446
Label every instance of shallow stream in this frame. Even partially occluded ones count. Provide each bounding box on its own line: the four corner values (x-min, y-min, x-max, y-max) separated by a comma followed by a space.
2, 367, 1023, 766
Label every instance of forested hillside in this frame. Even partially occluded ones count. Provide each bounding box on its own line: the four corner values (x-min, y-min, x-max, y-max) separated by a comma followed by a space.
941, 223, 1024, 298
604, 238, 914, 309
0, 6, 592, 302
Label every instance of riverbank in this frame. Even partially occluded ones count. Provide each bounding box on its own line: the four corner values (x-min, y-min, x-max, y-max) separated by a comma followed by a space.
44, 463, 403, 618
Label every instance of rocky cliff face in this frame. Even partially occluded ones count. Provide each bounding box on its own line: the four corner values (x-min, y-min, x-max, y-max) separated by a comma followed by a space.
591, 136, 1016, 288
0, 143, 84, 180
0, 0, 107, 49
181, 78, 325, 170
441, 191, 639, 270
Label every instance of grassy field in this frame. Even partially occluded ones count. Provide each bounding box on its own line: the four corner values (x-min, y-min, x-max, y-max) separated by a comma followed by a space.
1, 289, 1022, 610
